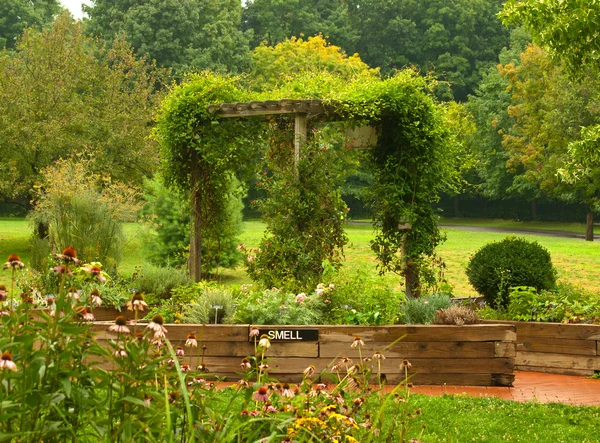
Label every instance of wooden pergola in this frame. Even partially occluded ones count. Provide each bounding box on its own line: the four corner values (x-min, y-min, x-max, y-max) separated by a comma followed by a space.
192, 99, 417, 294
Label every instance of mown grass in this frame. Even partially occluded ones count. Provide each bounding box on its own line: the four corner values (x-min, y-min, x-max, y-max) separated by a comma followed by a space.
2, 217, 600, 297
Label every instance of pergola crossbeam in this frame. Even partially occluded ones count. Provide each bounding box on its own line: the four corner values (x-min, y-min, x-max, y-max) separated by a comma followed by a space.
207, 99, 339, 119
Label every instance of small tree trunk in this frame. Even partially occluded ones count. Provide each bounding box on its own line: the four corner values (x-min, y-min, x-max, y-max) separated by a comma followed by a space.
453, 196, 460, 217
189, 157, 203, 281
585, 211, 594, 242
531, 199, 537, 221
404, 261, 421, 299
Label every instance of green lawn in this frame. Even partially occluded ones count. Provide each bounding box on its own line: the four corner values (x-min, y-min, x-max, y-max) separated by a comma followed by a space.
2, 217, 600, 296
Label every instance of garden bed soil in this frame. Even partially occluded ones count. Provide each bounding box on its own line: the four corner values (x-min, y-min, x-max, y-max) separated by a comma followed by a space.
92, 323, 516, 386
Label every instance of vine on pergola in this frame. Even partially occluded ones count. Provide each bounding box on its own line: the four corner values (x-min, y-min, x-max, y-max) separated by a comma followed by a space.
155, 70, 452, 296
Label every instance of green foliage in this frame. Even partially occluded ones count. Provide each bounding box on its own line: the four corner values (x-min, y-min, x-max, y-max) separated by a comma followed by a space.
0, 14, 164, 205
233, 287, 326, 325
128, 265, 191, 304
0, 0, 61, 49
399, 293, 452, 324
508, 284, 600, 324
244, 134, 349, 292
466, 236, 557, 308
501, 0, 600, 78
85, 0, 251, 73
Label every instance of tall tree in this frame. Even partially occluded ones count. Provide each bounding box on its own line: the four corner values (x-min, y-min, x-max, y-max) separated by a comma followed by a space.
84, 0, 251, 73
0, 13, 165, 209
499, 44, 600, 238
0, 0, 61, 49
243, 0, 359, 50
348, 0, 510, 101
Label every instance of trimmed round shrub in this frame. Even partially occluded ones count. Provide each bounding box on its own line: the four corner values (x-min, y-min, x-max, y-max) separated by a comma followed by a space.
466, 237, 556, 308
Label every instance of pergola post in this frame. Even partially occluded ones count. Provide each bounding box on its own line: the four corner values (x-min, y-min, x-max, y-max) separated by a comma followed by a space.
294, 112, 307, 178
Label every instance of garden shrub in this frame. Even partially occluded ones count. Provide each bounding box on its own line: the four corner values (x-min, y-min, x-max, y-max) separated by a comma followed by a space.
128, 265, 191, 303
399, 293, 452, 324
466, 236, 556, 308
433, 304, 479, 325
508, 284, 600, 324
141, 176, 244, 275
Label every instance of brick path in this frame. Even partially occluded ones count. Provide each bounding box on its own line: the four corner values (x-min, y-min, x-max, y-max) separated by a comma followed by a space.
411, 371, 600, 406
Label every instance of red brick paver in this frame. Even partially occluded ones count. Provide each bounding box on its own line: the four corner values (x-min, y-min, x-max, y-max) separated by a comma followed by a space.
410, 371, 600, 406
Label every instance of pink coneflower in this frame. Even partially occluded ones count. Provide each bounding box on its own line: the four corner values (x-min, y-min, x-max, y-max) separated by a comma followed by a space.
253, 387, 269, 402
114, 348, 127, 358
83, 265, 106, 282
281, 383, 295, 398
348, 364, 361, 375
52, 265, 72, 276
353, 397, 364, 408
55, 247, 80, 264
185, 333, 198, 348
176, 346, 185, 357
351, 336, 364, 348
303, 365, 315, 377
0, 352, 17, 371
295, 293, 306, 303
236, 379, 250, 389
240, 358, 251, 371
264, 403, 278, 413
315, 288, 324, 296
89, 289, 102, 307
109, 316, 130, 334
249, 326, 260, 338
309, 384, 326, 397
339, 356, 353, 366
197, 363, 209, 373
4, 254, 24, 270
373, 351, 386, 360
399, 359, 412, 370
77, 308, 95, 321
180, 363, 191, 373
258, 334, 271, 349
20, 292, 34, 304
146, 315, 167, 336
126, 293, 148, 312
0, 285, 8, 302
66, 287, 80, 301
258, 362, 269, 371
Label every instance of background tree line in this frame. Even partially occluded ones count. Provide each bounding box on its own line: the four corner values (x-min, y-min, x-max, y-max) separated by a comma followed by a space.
1, 0, 599, 243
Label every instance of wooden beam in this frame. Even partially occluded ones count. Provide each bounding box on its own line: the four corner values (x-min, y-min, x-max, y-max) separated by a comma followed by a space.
207, 99, 338, 119
294, 112, 307, 178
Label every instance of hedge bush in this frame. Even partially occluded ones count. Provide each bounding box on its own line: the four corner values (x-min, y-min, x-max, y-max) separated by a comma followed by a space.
466, 236, 556, 308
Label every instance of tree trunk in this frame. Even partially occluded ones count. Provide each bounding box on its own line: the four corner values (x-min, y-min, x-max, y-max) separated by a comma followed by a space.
453, 196, 460, 217
404, 261, 421, 299
585, 211, 594, 242
189, 156, 203, 281
35, 220, 49, 239
530, 199, 537, 221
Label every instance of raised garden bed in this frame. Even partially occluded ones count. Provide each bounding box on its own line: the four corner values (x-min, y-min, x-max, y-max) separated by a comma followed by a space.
92, 323, 516, 386
483, 321, 600, 376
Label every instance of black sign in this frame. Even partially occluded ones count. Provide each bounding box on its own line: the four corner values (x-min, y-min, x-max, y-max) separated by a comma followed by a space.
253, 328, 319, 342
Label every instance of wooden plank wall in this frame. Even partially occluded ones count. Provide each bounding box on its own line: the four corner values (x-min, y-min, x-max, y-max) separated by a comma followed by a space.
92, 323, 516, 386
482, 320, 600, 376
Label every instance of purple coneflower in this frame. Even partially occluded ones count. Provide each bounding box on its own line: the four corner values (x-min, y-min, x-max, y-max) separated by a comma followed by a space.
295, 293, 306, 303
399, 359, 412, 370
90, 289, 102, 307
281, 383, 295, 398
264, 403, 278, 413
240, 358, 251, 371
52, 265, 72, 276
197, 363, 209, 373
180, 363, 191, 373
0, 285, 7, 302
0, 352, 17, 371
126, 292, 148, 312
114, 348, 127, 358
176, 346, 185, 357
146, 315, 167, 337
78, 308, 95, 321
253, 387, 269, 402
249, 326, 260, 338
258, 334, 271, 349
303, 365, 315, 377
109, 316, 130, 334
351, 336, 364, 348
373, 350, 386, 360
66, 287, 80, 301
4, 254, 24, 270
185, 333, 198, 348
55, 247, 80, 264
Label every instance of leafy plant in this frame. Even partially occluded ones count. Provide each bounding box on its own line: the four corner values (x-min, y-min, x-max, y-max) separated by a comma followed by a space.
433, 304, 479, 325
233, 287, 326, 325
180, 285, 236, 324
127, 265, 191, 304
466, 236, 557, 308
399, 293, 452, 325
